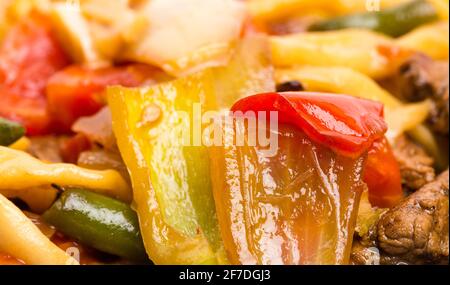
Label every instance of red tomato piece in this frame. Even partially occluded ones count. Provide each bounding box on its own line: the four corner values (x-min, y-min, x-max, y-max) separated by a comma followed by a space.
231, 92, 387, 157
0, 12, 70, 135
46, 64, 163, 133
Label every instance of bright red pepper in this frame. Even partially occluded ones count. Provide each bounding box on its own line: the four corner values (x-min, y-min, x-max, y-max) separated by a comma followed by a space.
211, 91, 391, 264
0, 13, 70, 135
363, 138, 403, 208
231, 92, 402, 208
46, 64, 166, 133
230, 92, 387, 157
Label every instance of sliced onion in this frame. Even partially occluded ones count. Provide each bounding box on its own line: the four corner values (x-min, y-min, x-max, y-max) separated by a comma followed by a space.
78, 149, 130, 183
72, 106, 118, 151
27, 136, 64, 163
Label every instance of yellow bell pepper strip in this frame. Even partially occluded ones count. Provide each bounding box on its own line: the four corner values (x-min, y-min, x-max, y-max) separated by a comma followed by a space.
275, 66, 430, 139
248, 0, 410, 23
108, 35, 274, 264
270, 29, 413, 79
1, 185, 57, 214
275, 66, 441, 170
397, 21, 449, 60
427, 0, 449, 19
0, 193, 79, 265
309, 0, 439, 37
8, 136, 30, 151
384, 100, 432, 139
408, 124, 446, 169
0, 146, 131, 202
276, 66, 401, 107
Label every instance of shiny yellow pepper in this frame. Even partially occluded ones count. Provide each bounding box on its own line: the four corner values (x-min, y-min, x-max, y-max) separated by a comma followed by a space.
107, 36, 275, 264
0, 146, 131, 203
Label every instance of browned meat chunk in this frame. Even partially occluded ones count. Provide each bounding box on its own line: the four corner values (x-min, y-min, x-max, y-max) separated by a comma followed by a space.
377, 170, 449, 265
391, 135, 435, 190
395, 54, 449, 135
351, 239, 381, 265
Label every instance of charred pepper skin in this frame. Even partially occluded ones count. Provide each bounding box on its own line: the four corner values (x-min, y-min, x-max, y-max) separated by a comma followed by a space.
43, 188, 148, 262
0, 118, 25, 146
309, 0, 438, 37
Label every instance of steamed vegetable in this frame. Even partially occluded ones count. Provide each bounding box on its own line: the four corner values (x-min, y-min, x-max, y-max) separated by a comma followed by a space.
46, 64, 167, 133
273, 68, 415, 207
210, 123, 366, 264
43, 188, 147, 262
50, 0, 148, 65
121, 0, 247, 76
275, 66, 431, 138
209, 91, 389, 264
355, 190, 387, 237
397, 20, 449, 59
0, 12, 69, 135
8, 136, 30, 151
309, 0, 438, 37
50, 2, 107, 66
0, 146, 131, 202
0, 185, 57, 214
0, 117, 25, 146
108, 35, 274, 264
230, 92, 387, 157
77, 149, 130, 185
270, 29, 412, 78
0, 193, 78, 265
428, 0, 449, 19
71, 107, 117, 151
248, 0, 410, 22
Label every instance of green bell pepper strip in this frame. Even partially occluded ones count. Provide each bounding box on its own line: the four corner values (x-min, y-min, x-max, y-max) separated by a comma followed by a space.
0, 117, 25, 146
42, 188, 148, 262
309, 0, 439, 37
107, 35, 275, 264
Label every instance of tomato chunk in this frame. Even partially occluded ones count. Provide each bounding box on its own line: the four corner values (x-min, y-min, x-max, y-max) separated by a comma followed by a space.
0, 13, 70, 135
364, 138, 403, 208
46, 64, 166, 133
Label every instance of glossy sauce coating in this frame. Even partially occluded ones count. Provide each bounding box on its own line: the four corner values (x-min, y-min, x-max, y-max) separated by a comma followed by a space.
210, 123, 366, 264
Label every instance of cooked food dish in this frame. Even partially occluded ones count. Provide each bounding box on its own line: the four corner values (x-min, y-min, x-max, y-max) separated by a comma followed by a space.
0, 0, 448, 265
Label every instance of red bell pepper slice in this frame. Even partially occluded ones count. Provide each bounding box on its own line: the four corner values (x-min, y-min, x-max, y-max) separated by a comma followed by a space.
231, 92, 402, 208
231, 92, 387, 157
0, 13, 70, 135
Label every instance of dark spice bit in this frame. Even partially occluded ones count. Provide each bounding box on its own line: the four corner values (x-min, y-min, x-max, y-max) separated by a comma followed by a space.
276, 80, 304, 92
